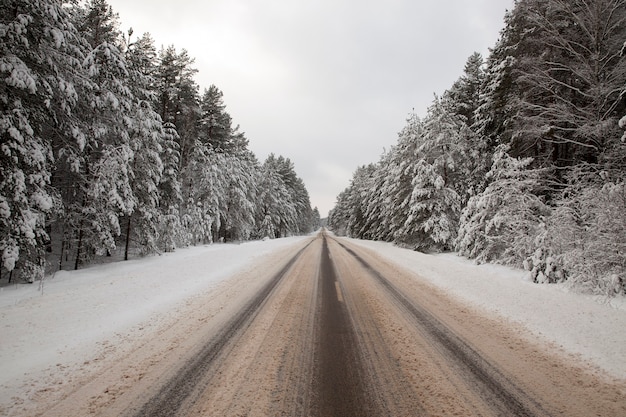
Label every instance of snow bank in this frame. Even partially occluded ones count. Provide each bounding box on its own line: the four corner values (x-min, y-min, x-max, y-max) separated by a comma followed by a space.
347, 238, 626, 380
0, 237, 308, 391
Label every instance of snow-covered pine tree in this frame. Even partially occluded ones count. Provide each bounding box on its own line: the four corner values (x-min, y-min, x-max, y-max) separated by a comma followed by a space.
216, 153, 258, 241
444, 52, 484, 128
362, 156, 391, 241
1, 0, 86, 280
63, 0, 136, 269
472, 6, 525, 157
334, 164, 376, 239
256, 156, 297, 238
156, 122, 182, 251
262, 154, 314, 236
511, 0, 626, 166
443, 53, 492, 197
198, 85, 234, 152
121, 31, 165, 259
180, 141, 226, 244
385, 113, 423, 243
154, 45, 199, 170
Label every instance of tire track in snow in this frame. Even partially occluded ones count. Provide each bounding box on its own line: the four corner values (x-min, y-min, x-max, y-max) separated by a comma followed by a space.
310, 234, 379, 416
332, 237, 552, 417
127, 239, 315, 417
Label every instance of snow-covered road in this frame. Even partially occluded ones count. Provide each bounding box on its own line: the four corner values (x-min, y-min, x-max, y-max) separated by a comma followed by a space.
348, 238, 626, 379
0, 237, 309, 415
1, 232, 625, 416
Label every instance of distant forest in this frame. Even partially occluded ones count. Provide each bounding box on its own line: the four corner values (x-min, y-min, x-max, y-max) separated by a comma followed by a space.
1, 0, 319, 282
329, 0, 626, 296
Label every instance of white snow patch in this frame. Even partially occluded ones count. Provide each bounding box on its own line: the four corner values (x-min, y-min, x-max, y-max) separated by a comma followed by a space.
347, 238, 626, 380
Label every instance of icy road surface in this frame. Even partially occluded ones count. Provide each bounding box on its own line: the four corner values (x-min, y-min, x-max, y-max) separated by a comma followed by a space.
1, 231, 625, 416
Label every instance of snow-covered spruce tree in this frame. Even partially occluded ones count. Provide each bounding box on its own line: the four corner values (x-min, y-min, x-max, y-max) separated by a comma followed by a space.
257, 214, 275, 240
328, 164, 377, 239
180, 141, 259, 245
346, 164, 377, 239
398, 159, 462, 251
354, 114, 428, 243
153, 45, 202, 246
444, 53, 492, 197
196, 85, 259, 241
311, 207, 321, 230
288, 176, 313, 235
396, 98, 466, 251
456, 145, 551, 267
333, 113, 425, 242
256, 157, 297, 238
1, 0, 87, 281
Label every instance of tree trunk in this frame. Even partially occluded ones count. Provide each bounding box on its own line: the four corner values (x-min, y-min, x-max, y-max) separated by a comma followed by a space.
74, 221, 84, 270
59, 236, 65, 271
124, 215, 132, 261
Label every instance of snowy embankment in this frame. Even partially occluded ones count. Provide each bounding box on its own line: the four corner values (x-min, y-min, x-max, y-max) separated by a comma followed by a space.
0, 237, 309, 400
348, 238, 626, 380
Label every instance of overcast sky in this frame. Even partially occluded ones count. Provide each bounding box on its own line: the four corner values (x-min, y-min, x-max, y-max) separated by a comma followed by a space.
106, 0, 514, 217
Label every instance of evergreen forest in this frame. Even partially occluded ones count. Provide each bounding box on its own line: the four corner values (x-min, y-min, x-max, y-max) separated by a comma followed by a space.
1, 0, 320, 282
329, 0, 626, 296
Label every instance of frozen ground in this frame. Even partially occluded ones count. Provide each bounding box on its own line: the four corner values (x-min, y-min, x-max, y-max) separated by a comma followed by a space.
1, 234, 625, 411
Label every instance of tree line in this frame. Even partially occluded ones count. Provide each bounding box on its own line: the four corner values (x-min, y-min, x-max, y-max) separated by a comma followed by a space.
1, 0, 319, 282
329, 0, 626, 296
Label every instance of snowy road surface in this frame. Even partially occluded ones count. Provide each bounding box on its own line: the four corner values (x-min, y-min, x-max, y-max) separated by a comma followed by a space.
1, 231, 625, 416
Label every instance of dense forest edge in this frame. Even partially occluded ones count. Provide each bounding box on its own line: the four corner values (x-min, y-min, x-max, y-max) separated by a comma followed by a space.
328, 0, 626, 296
1, 0, 321, 283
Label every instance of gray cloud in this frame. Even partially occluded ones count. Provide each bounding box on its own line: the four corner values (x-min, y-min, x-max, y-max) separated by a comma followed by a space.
108, 0, 514, 216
